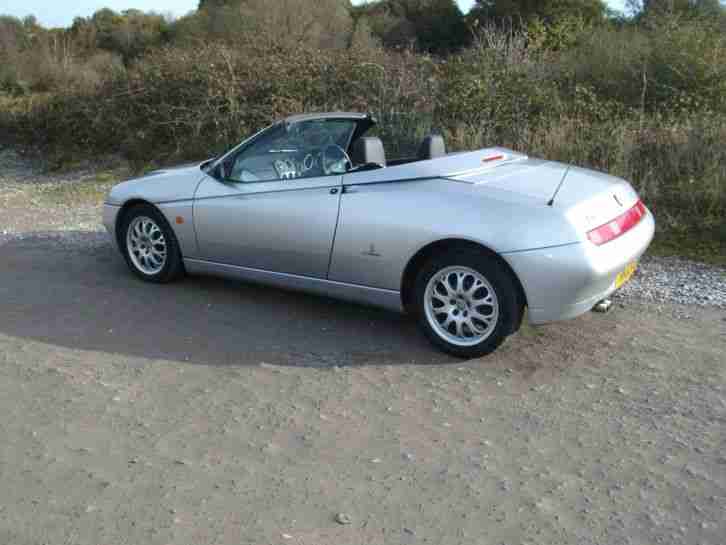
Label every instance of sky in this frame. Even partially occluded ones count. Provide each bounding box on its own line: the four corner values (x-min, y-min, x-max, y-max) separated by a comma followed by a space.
3, 0, 628, 29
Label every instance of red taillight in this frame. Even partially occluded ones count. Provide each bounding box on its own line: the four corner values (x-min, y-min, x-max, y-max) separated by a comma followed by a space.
483, 154, 505, 163
587, 200, 647, 246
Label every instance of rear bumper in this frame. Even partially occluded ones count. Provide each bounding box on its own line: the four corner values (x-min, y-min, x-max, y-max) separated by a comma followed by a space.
504, 208, 655, 324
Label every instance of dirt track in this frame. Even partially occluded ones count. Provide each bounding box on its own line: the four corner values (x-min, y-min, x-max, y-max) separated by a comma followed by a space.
1, 151, 725, 544
1, 232, 725, 545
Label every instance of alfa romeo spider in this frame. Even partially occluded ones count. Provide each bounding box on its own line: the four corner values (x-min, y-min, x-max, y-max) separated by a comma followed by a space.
103, 112, 655, 357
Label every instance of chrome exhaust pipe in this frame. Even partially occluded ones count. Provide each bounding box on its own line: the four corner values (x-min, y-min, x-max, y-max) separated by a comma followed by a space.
593, 299, 613, 313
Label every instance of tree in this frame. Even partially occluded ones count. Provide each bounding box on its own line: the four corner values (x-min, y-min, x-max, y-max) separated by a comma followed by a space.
630, 0, 725, 17
68, 9, 169, 62
349, 17, 382, 53
470, 0, 608, 25
351, 0, 469, 53
195, 0, 353, 49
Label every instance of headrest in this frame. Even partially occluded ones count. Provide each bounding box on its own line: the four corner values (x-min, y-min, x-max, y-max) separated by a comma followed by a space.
351, 137, 386, 167
418, 134, 446, 160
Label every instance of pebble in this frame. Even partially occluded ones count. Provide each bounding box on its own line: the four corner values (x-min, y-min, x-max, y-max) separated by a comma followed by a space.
615, 257, 726, 309
335, 512, 353, 525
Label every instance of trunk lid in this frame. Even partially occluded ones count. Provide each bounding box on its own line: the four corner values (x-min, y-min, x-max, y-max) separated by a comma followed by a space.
554, 166, 640, 233
450, 156, 639, 233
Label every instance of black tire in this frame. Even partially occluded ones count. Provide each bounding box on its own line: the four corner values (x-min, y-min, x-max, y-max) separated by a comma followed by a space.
119, 203, 185, 283
413, 249, 522, 358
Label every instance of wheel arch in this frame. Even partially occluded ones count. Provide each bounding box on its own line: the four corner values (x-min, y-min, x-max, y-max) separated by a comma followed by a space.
400, 238, 528, 320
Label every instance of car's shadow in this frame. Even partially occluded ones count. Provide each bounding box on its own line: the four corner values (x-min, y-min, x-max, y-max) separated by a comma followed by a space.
0, 233, 456, 367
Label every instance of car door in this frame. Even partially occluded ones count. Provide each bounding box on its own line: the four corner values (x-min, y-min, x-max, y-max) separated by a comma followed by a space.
193, 175, 341, 278
193, 119, 355, 279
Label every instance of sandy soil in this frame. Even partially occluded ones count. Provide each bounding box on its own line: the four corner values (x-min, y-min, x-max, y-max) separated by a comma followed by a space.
1, 151, 725, 545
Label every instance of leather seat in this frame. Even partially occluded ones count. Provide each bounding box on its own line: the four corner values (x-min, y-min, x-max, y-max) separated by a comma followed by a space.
418, 134, 446, 160
350, 137, 386, 168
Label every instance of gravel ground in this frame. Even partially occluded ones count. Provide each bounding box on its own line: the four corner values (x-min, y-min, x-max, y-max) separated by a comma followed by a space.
615, 257, 726, 309
1, 147, 725, 545
0, 147, 113, 186
0, 148, 121, 238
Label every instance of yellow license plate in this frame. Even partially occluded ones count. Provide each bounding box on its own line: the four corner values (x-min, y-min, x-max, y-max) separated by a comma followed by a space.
616, 261, 638, 289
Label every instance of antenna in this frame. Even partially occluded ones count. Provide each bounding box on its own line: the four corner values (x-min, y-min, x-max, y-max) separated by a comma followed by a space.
547, 165, 571, 207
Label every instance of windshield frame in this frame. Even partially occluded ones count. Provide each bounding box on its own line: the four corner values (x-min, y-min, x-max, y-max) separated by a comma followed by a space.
205, 114, 376, 176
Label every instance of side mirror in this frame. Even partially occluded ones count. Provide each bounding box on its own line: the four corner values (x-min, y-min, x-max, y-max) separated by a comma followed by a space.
212, 162, 227, 181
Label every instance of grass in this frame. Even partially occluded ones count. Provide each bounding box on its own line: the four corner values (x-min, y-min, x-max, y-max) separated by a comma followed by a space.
31, 174, 120, 208
650, 232, 726, 268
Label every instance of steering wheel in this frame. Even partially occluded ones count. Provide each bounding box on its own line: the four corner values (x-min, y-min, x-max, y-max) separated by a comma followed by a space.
322, 145, 352, 175
273, 158, 298, 180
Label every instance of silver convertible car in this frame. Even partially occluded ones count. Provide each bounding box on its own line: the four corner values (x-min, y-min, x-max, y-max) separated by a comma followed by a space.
103, 112, 655, 357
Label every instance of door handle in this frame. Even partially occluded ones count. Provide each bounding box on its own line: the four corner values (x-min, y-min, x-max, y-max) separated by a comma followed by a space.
330, 188, 339, 195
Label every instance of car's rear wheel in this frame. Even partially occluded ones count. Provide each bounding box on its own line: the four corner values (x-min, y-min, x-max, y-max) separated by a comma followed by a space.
120, 204, 184, 283
413, 249, 521, 358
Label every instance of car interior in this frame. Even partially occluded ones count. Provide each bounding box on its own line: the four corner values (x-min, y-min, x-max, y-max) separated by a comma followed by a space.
349, 133, 447, 170
219, 117, 448, 183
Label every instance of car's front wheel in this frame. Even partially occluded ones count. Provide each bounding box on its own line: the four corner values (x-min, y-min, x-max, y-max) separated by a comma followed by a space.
414, 249, 521, 358
120, 203, 184, 283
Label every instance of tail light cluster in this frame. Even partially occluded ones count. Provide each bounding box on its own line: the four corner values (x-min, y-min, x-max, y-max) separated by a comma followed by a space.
587, 200, 647, 246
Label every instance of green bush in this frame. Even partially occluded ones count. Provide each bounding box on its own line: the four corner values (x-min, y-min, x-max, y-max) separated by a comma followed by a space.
436, 27, 562, 150
560, 17, 726, 115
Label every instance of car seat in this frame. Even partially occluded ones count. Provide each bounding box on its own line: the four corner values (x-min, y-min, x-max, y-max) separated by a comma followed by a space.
350, 137, 387, 168
417, 134, 446, 160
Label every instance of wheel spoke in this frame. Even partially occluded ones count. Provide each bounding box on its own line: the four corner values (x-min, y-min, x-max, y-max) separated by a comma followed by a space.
465, 318, 480, 334
431, 291, 450, 305
439, 277, 456, 298
440, 313, 455, 330
470, 310, 494, 324
465, 278, 483, 296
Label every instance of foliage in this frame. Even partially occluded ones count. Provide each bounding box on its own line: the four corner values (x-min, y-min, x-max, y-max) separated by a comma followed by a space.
69, 9, 171, 62
351, 0, 470, 53
187, 0, 353, 49
436, 24, 562, 149
632, 0, 726, 19
0, 2, 725, 246
470, 0, 609, 25
559, 17, 726, 115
